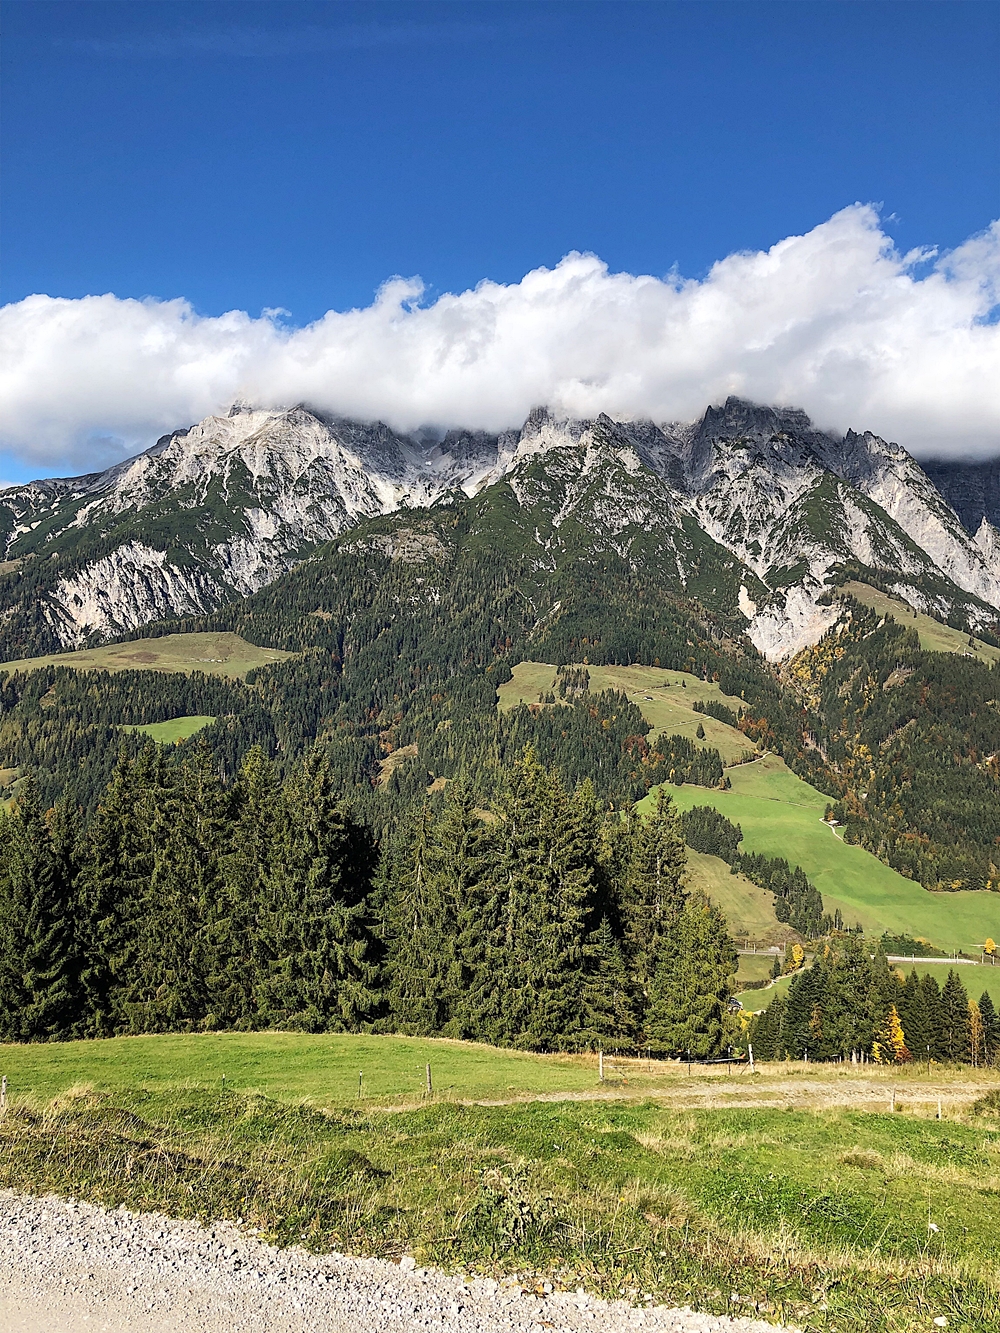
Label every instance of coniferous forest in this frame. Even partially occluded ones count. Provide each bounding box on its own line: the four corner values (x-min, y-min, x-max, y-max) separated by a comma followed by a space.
0, 742, 740, 1055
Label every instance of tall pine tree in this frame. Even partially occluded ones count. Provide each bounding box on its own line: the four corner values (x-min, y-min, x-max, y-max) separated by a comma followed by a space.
646, 893, 737, 1059
255, 747, 380, 1031
0, 780, 80, 1042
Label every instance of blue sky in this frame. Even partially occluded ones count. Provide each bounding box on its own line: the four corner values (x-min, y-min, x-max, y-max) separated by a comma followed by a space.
4, 0, 998, 321
1, 1, 998, 479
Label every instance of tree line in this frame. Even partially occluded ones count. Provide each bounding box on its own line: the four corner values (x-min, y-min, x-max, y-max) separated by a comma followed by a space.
748, 938, 1000, 1066
0, 743, 737, 1055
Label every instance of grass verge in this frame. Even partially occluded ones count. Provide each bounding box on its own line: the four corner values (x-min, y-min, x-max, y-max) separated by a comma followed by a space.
1, 1085, 997, 1331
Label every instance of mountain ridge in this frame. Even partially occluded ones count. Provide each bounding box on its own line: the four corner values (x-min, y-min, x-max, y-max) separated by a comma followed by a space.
1, 397, 998, 661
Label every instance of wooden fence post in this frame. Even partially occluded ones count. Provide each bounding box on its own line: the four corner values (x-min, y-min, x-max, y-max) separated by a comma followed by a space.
425, 1063, 432, 1096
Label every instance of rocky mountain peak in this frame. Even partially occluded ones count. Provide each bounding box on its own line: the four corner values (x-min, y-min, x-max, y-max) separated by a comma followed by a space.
1, 397, 998, 663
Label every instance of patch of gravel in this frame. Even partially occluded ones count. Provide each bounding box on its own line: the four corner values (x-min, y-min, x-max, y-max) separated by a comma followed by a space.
0, 1190, 792, 1333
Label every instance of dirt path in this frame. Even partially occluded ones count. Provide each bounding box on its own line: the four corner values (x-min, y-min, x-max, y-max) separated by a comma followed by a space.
372, 1070, 994, 1117
0, 1192, 787, 1333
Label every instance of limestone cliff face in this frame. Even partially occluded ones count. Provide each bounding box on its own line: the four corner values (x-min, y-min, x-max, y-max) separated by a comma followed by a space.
0, 398, 997, 661
0, 406, 501, 646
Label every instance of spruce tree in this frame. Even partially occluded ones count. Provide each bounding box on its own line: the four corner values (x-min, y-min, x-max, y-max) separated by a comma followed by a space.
386, 789, 489, 1036
256, 747, 379, 1031
978, 991, 999, 1065
129, 745, 232, 1032
218, 745, 280, 1027
469, 750, 596, 1050
0, 780, 81, 1042
939, 969, 972, 1062
579, 915, 636, 1048
646, 894, 737, 1059
748, 994, 786, 1059
77, 745, 160, 1034
620, 787, 687, 1017
919, 973, 946, 1062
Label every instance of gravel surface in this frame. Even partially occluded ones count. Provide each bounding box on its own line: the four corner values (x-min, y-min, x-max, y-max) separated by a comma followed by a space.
0, 1190, 791, 1333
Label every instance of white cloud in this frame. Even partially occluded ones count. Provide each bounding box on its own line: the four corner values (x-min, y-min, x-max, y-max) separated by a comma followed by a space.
1, 204, 998, 473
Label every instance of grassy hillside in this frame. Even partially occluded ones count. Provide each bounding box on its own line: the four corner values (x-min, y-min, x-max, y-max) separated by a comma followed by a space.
0, 1039, 997, 1331
840, 581, 1000, 665
122, 714, 216, 743
0, 1032, 606, 1105
684, 847, 796, 944
648, 754, 1000, 954
499, 662, 751, 762
0, 631, 293, 679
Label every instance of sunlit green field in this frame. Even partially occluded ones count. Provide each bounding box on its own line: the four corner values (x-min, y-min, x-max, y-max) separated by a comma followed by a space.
1, 1033, 997, 1331
0, 1031, 605, 1105
685, 847, 793, 943
840, 581, 1000, 665
123, 714, 217, 742
0, 630, 294, 679
646, 755, 1000, 955
499, 662, 751, 762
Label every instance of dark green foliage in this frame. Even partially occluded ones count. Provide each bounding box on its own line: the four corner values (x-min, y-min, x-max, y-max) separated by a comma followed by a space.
939, 969, 972, 1063
750, 939, 901, 1061
0, 739, 734, 1055
692, 699, 741, 728
879, 933, 947, 958
646, 895, 738, 1058
679, 806, 743, 861
0, 779, 81, 1042
979, 991, 1000, 1065
618, 788, 688, 1017
751, 944, 988, 1066
733, 851, 827, 938
384, 785, 486, 1036
465, 751, 599, 1050
556, 665, 590, 698
0, 665, 251, 810
805, 601, 1000, 890
3, 742, 382, 1040
254, 749, 380, 1032
499, 693, 679, 803
656, 734, 727, 788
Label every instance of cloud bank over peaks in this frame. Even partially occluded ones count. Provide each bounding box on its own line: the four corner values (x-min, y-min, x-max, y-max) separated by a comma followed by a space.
1, 204, 998, 473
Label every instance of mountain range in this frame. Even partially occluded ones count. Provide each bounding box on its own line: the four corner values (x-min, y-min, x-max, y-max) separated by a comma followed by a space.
1, 396, 998, 661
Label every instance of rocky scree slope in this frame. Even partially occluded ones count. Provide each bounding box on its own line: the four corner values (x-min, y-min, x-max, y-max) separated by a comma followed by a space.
0, 398, 998, 661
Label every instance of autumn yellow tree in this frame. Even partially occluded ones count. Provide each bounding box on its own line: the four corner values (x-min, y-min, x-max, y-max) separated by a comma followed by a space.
873, 1005, 911, 1063
784, 942, 805, 974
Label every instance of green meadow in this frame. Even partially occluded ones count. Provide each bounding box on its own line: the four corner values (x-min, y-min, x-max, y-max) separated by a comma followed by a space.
499, 663, 1000, 954
0, 1031, 603, 1105
123, 714, 217, 743
646, 754, 1000, 955
1, 1032, 998, 1331
0, 630, 294, 679
499, 662, 751, 762
840, 582, 1000, 665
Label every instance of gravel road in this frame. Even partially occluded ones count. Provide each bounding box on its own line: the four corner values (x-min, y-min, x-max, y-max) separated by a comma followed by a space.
0, 1191, 790, 1333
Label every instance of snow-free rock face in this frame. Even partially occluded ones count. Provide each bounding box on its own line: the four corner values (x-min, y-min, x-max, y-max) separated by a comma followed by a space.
0, 397, 997, 660
0, 405, 501, 646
